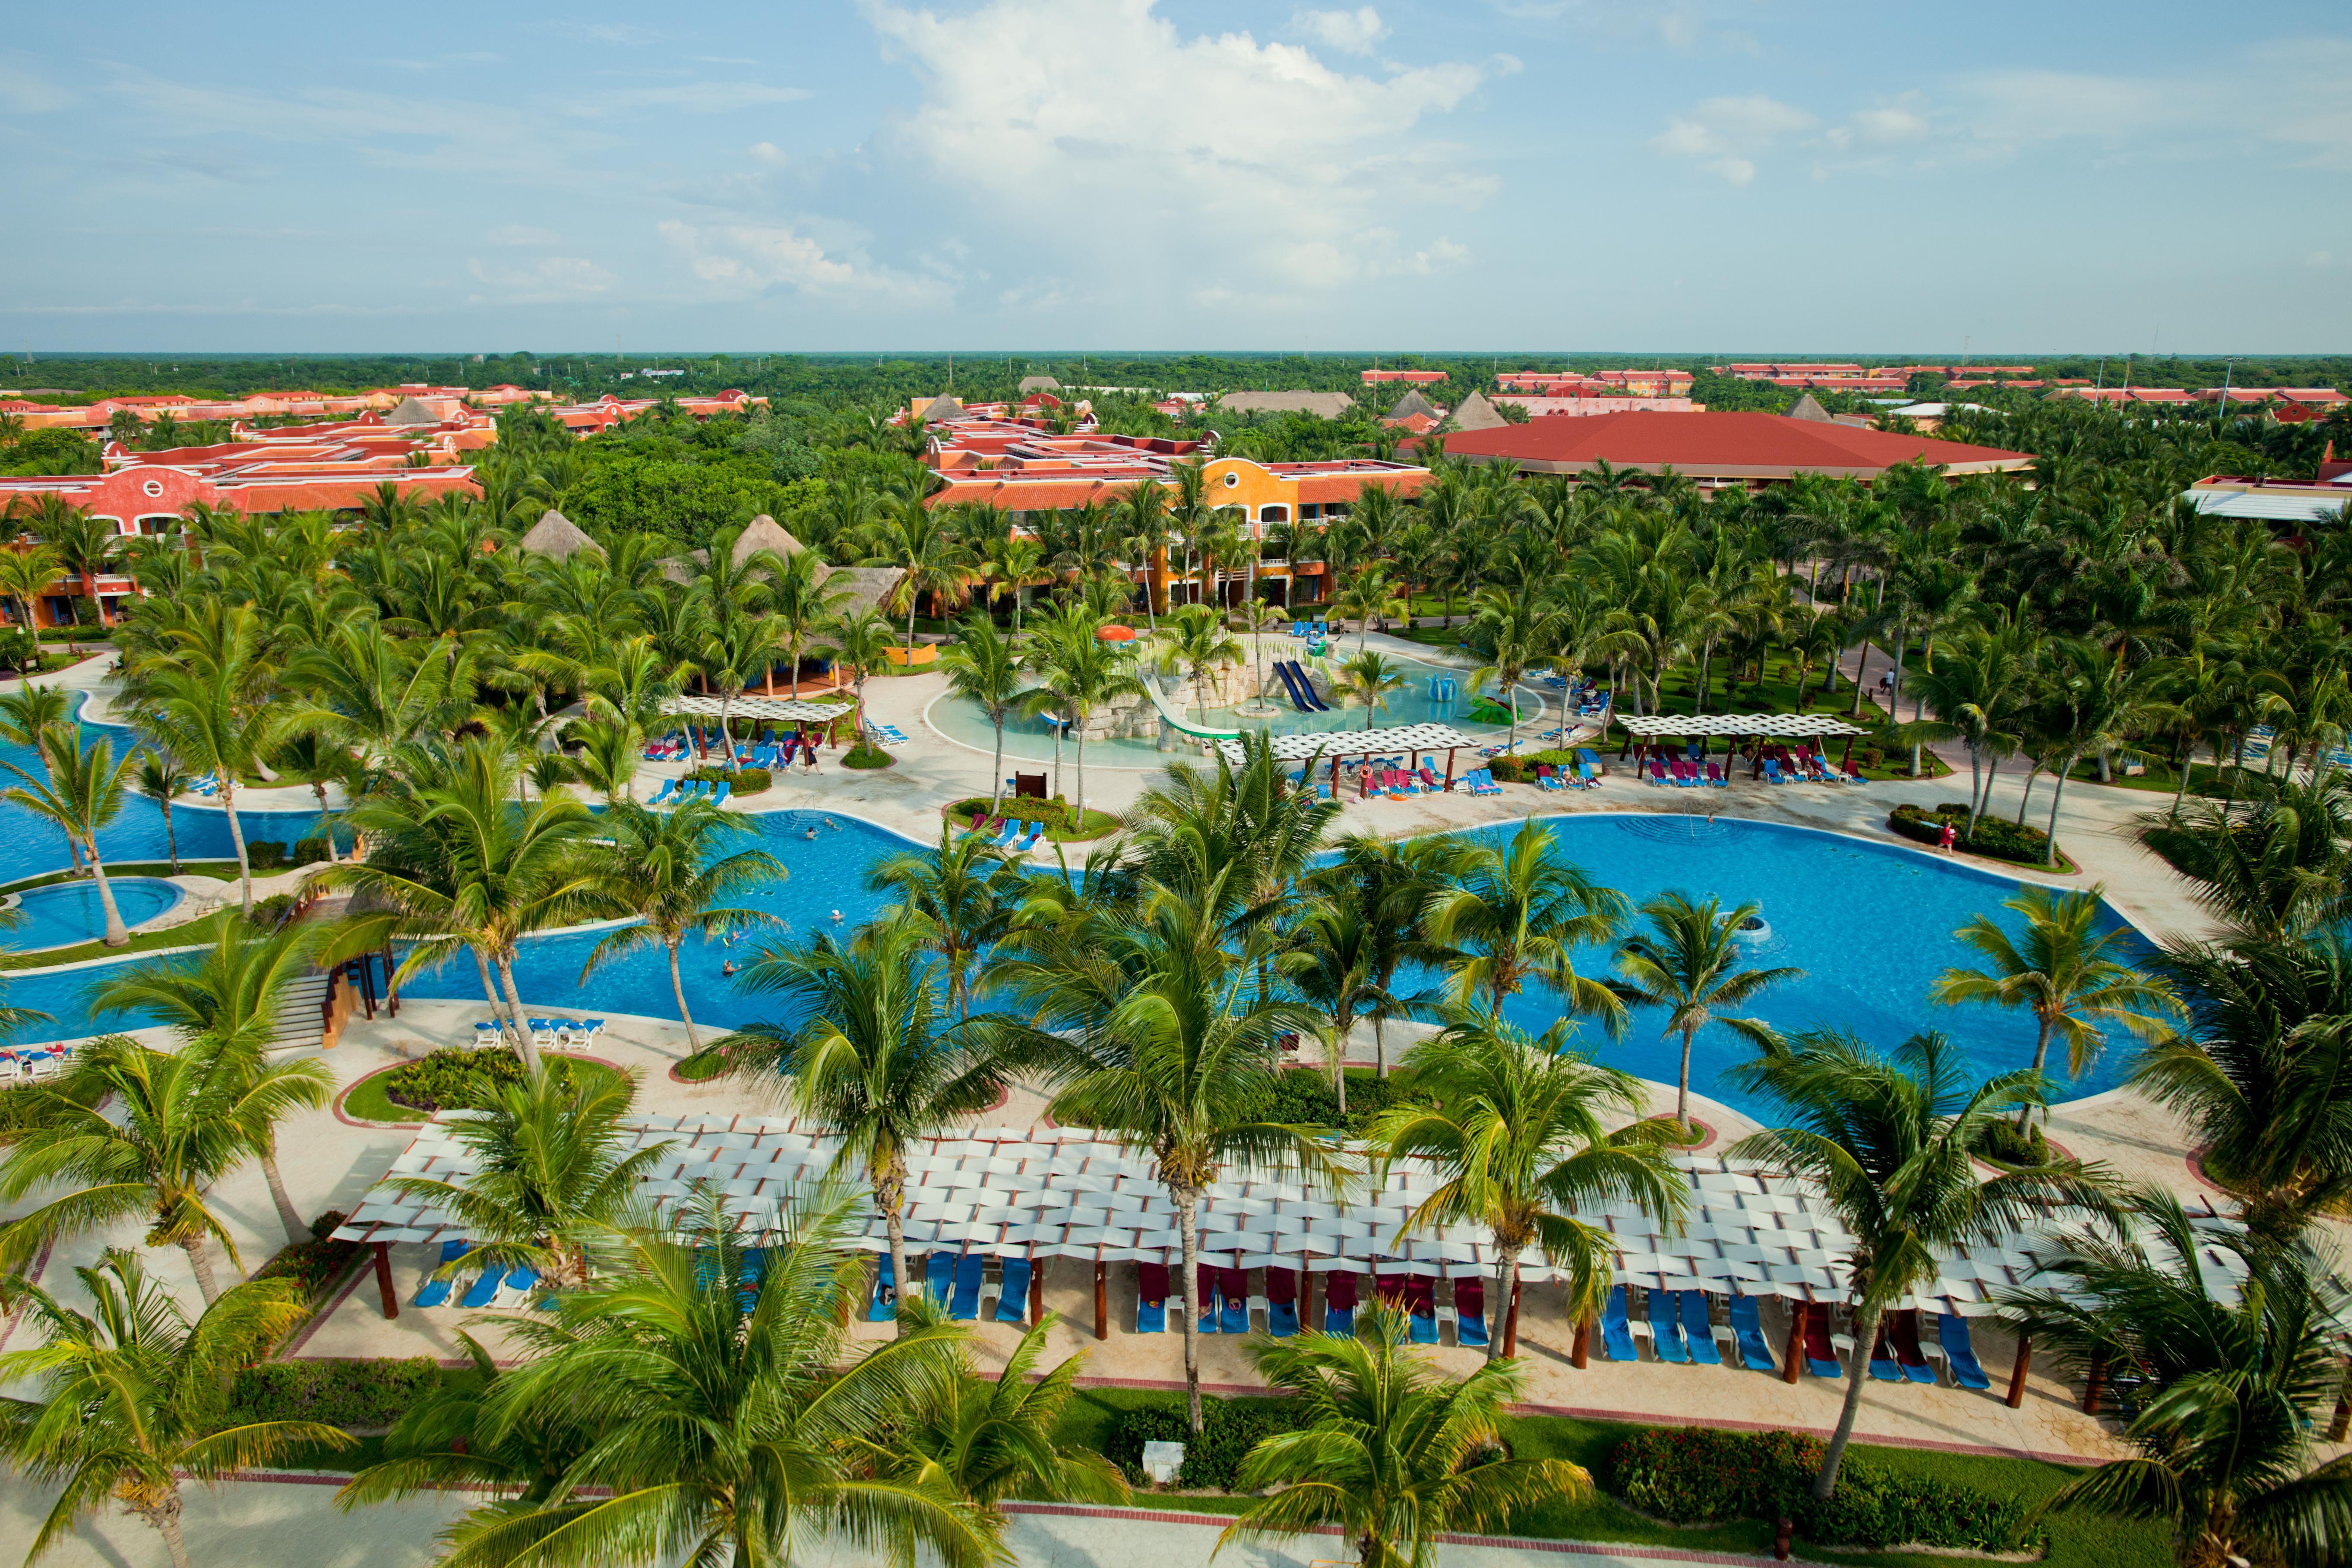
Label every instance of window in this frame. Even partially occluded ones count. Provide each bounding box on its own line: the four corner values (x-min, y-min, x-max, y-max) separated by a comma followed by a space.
1258, 505, 1288, 524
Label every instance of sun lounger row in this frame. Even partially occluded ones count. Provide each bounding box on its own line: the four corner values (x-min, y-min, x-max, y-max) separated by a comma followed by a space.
0, 1044, 73, 1085
1534, 759, 1602, 789
1130, 1264, 1491, 1348
469, 1018, 604, 1052
861, 723, 910, 747
961, 815, 1047, 853
1758, 746, 1866, 785
647, 778, 733, 807
1595, 1286, 1990, 1388
1645, 757, 1728, 787
412, 1240, 551, 1312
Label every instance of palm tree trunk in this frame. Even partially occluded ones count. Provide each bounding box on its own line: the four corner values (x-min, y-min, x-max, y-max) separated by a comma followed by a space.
262, 1149, 308, 1246
87, 847, 129, 946
312, 782, 339, 861
2170, 749, 2195, 815
493, 954, 545, 1076
160, 796, 180, 874
143, 1489, 194, 1568
183, 1236, 221, 1305
1176, 1184, 1205, 1433
2044, 765, 2072, 869
989, 715, 1006, 813
668, 940, 700, 1053
1812, 1300, 1881, 1498
219, 778, 255, 915
1374, 1015, 1386, 1079
1677, 1024, 1694, 1131
1074, 722, 1088, 824
1050, 714, 1065, 801
879, 1173, 910, 1339
1489, 1244, 1521, 1363
2017, 763, 2039, 825
2020, 1015, 2058, 1131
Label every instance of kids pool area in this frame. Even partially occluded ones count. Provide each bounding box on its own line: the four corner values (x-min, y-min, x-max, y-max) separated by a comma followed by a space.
0, 800, 2143, 1121
4, 877, 182, 950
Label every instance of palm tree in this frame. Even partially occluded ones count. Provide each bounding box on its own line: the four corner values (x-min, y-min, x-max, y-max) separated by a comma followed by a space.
266, 732, 353, 860
979, 531, 1050, 635
1217, 1301, 1592, 1568
1155, 601, 1242, 722
1424, 818, 1629, 1025
325, 739, 600, 1073
577, 798, 779, 1054
854, 1307, 1129, 1512
1368, 1012, 1687, 1360
37, 503, 120, 634
335, 1332, 592, 1513
131, 748, 193, 873
0, 542, 63, 659
1035, 616, 1141, 822
939, 612, 1024, 813
868, 492, 972, 651
86, 920, 336, 1245
1726, 1028, 2118, 1498
2135, 773, 2352, 939
413, 1189, 993, 1568
383, 1066, 669, 1292
0, 1250, 348, 1568
2129, 928, 2352, 1248
1332, 568, 1409, 653
1331, 648, 1409, 729
0, 1035, 254, 1302
1117, 476, 1169, 628
869, 823, 1020, 1021
718, 919, 1011, 1337
1929, 883, 2180, 1125
1465, 589, 1557, 756
1285, 895, 1385, 1113
1612, 891, 1803, 1132
827, 605, 898, 724
1309, 832, 1451, 1078
999, 883, 1341, 1431
130, 661, 285, 914
0, 730, 139, 945
564, 717, 642, 804
1997, 1193, 2352, 1568
767, 546, 849, 698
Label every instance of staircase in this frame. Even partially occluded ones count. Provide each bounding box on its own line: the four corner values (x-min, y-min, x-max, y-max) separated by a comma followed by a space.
267, 969, 335, 1054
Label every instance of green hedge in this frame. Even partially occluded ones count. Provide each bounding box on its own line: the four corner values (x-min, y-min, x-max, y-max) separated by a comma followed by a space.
252, 1211, 360, 1301
383, 1048, 589, 1113
1889, 802, 2061, 867
1973, 1118, 2051, 1168
686, 766, 771, 794
1487, 749, 1582, 784
1609, 1428, 2037, 1552
1106, 1396, 1308, 1489
1237, 1066, 1425, 1138
243, 838, 327, 873
946, 796, 1118, 839
227, 1357, 441, 1430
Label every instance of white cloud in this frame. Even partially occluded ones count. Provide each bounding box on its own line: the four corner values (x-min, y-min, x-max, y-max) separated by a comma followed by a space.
1293, 7, 1389, 55
1651, 94, 1815, 183
0, 55, 77, 112
658, 219, 950, 306
864, 0, 1495, 303
571, 82, 809, 116
1846, 106, 1929, 145
748, 141, 790, 166
465, 255, 616, 303
486, 223, 563, 247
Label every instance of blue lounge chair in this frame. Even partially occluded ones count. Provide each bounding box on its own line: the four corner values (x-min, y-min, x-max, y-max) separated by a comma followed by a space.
996, 1256, 1031, 1325
494, 1265, 541, 1310
414, 1239, 470, 1307
1137, 1261, 1169, 1332
1016, 824, 1044, 852
1409, 1301, 1439, 1345
1456, 1280, 1489, 1348
1650, 1290, 1691, 1363
867, 1253, 899, 1321
1266, 1268, 1300, 1337
1869, 1324, 1904, 1381
459, 1265, 503, 1309
1938, 1312, 1992, 1390
1219, 1279, 1247, 1337
989, 819, 1020, 847
736, 1249, 770, 1312
1762, 759, 1786, 785
949, 1253, 985, 1320
1679, 1290, 1723, 1365
711, 781, 731, 806
647, 780, 676, 806
924, 1250, 957, 1308
1598, 1284, 1638, 1362
1324, 1274, 1358, 1335
1728, 1296, 1776, 1372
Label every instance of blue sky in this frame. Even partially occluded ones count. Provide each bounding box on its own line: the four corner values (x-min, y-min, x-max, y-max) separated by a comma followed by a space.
3, 1, 2346, 354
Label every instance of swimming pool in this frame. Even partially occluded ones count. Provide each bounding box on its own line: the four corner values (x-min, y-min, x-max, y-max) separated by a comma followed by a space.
924, 654, 1543, 767
0, 807, 2146, 1119
5, 877, 182, 951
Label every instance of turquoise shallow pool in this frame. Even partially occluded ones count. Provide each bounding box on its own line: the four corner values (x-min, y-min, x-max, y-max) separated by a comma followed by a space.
7, 877, 181, 950
2, 809, 2144, 1119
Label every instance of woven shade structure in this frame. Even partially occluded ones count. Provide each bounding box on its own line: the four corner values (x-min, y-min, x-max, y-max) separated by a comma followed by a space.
1213, 723, 1478, 765
329, 1116, 2195, 1316
665, 695, 853, 723
1615, 713, 1867, 739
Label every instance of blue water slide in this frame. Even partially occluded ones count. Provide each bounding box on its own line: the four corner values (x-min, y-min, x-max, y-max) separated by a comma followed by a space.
1272, 661, 1317, 712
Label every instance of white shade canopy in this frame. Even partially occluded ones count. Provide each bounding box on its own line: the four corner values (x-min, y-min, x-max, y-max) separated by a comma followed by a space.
666, 695, 854, 723
1615, 712, 1867, 739
331, 1118, 2175, 1317
1213, 723, 1479, 765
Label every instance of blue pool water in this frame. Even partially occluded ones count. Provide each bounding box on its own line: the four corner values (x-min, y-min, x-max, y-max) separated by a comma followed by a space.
8, 877, 181, 950
0, 787, 2147, 1117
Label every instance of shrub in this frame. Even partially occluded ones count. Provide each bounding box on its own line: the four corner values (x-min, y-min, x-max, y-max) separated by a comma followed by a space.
1487, 749, 1581, 784
226, 1358, 441, 1430
945, 795, 1116, 839
248, 893, 298, 930
1888, 802, 2061, 867
246, 840, 288, 871
686, 765, 771, 794
1105, 1395, 1309, 1489
1608, 1427, 2036, 1551
383, 1048, 585, 1113
842, 743, 894, 770
291, 835, 331, 866
1236, 1066, 1426, 1138
1972, 1117, 2050, 1168
252, 1210, 361, 1300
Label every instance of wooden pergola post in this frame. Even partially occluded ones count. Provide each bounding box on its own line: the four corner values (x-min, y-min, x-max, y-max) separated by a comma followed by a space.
1302, 1268, 1318, 1333
1443, 746, 1456, 790
371, 1241, 399, 1320
1782, 1299, 1807, 1384
1029, 1259, 1046, 1326
2006, 1332, 2033, 1408
1094, 1260, 1108, 1341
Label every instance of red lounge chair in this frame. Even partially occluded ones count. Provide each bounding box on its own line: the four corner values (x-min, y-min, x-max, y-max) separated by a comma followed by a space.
1323, 1269, 1360, 1332
1374, 1271, 1409, 1306
1454, 1277, 1489, 1347
1647, 758, 1670, 783
1137, 1261, 1169, 1305
1888, 1308, 1938, 1383
1801, 1305, 1843, 1377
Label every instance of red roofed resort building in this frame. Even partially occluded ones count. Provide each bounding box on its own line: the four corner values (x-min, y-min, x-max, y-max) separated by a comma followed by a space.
1439, 411, 2035, 490
1360, 369, 1448, 386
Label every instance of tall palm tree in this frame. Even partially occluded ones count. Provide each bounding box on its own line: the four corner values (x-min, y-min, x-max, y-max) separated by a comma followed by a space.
382, 1066, 669, 1291
2135, 772, 2352, 939
131, 748, 193, 874
1154, 601, 1241, 723
0, 542, 64, 658
938, 612, 1024, 813
827, 605, 898, 724
1465, 588, 1557, 756
414, 1190, 993, 1568
1997, 1193, 2352, 1568
335, 1332, 592, 1513
1612, 891, 1803, 1132
999, 881, 1341, 1430
0, 730, 139, 945
564, 717, 642, 804
1217, 1301, 1591, 1568
87, 920, 336, 1245
266, 731, 353, 860
1034, 615, 1141, 822
1332, 568, 1409, 653
853, 1306, 1128, 1513
129, 661, 285, 915
1309, 832, 1451, 1078
0, 1035, 254, 1302
718, 919, 1011, 1337
37, 503, 120, 633
577, 798, 780, 1054
868, 492, 972, 651
1331, 648, 1408, 729
326, 739, 600, 1073
1285, 895, 1385, 1114
1726, 1028, 2117, 1498
1930, 883, 2180, 1125
2130, 928, 2352, 1249
1424, 819, 1629, 1025
1368, 1012, 1687, 1359
979, 531, 1050, 635
0, 1250, 347, 1568
767, 546, 850, 698
869, 823, 1020, 1021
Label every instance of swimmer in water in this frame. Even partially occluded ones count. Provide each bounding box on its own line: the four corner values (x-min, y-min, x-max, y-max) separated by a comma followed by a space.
825, 817, 839, 830
830, 909, 843, 923
721, 959, 738, 977
804, 827, 818, 840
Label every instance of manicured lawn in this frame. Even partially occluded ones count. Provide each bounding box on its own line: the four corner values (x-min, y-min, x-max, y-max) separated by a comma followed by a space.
337, 1056, 629, 1125
1, 908, 237, 972
842, 743, 895, 769
2061, 757, 2274, 800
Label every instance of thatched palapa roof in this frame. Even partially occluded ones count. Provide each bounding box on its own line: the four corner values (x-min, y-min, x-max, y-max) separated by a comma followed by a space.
515, 509, 603, 561
1451, 390, 1508, 432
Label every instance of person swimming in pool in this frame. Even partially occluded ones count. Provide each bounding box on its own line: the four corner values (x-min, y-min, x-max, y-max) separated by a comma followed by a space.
830, 909, 843, 922
721, 959, 738, 977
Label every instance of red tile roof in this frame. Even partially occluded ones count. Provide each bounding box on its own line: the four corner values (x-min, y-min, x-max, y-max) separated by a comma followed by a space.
1440, 411, 2033, 480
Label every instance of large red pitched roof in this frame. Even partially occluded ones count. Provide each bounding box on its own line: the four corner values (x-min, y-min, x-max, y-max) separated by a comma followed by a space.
1440, 411, 2032, 478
